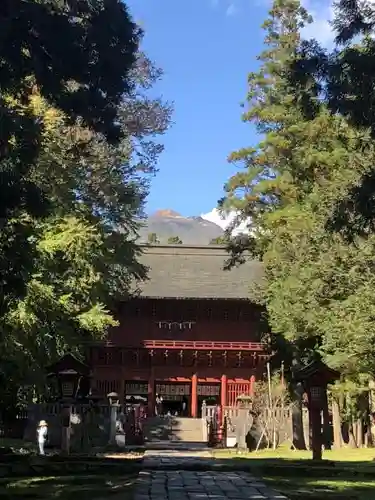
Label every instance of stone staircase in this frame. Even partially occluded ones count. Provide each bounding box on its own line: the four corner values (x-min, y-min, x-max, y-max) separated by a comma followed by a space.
143, 416, 172, 442
143, 416, 204, 444
171, 417, 204, 442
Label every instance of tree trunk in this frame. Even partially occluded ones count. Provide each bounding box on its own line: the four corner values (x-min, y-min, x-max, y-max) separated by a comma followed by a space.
365, 391, 373, 447
348, 419, 358, 448
355, 418, 364, 447
332, 398, 343, 449
292, 383, 307, 450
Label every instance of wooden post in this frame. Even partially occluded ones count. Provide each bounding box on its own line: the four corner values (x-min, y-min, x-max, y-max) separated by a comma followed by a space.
310, 404, 323, 460
191, 374, 198, 418
221, 374, 227, 408
61, 404, 71, 455
309, 386, 324, 460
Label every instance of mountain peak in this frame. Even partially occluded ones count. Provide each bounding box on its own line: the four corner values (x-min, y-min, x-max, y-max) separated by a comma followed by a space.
153, 209, 182, 218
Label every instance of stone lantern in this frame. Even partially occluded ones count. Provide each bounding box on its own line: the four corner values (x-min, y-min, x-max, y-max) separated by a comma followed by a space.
235, 394, 254, 452
46, 353, 91, 454
293, 360, 340, 460
107, 391, 120, 445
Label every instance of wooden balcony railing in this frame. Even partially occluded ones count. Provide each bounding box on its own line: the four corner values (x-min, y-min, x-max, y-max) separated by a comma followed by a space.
141, 340, 264, 351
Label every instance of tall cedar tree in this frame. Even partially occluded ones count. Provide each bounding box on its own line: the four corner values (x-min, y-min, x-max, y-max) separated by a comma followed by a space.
288, 0, 375, 237
222, 0, 375, 379
223, 0, 375, 448
0, 0, 139, 316
0, 49, 172, 412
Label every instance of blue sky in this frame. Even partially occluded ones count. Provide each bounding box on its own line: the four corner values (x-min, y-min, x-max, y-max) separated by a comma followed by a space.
126, 0, 333, 220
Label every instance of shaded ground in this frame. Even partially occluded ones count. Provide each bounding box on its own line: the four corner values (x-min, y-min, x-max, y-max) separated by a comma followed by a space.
0, 474, 137, 500
2, 439, 375, 499
213, 446, 375, 499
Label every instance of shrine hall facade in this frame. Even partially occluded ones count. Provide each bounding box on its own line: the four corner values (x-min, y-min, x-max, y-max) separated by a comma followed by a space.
89, 244, 268, 417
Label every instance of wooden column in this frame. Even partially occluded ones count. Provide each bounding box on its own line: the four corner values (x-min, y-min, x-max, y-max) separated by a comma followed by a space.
221, 374, 227, 407
191, 373, 198, 418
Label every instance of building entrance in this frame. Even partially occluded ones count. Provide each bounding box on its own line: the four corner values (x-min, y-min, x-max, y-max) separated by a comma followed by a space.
155, 382, 190, 416
124, 381, 148, 403
197, 383, 220, 417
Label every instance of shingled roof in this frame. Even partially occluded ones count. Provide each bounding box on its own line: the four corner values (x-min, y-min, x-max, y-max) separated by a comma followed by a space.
137, 245, 263, 300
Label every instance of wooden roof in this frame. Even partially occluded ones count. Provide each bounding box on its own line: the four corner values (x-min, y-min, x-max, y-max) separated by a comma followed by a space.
137, 244, 263, 300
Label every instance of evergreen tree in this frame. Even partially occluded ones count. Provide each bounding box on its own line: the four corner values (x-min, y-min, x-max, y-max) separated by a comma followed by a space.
0, 14, 172, 412
287, 0, 375, 236
223, 0, 375, 370
0, 0, 139, 317
223, 0, 375, 447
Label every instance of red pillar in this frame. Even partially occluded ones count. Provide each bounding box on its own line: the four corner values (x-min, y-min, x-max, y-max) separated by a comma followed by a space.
250, 374, 256, 396
221, 374, 227, 407
191, 373, 198, 418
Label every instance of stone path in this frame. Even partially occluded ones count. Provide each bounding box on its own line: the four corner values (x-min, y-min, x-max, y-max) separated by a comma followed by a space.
134, 449, 289, 500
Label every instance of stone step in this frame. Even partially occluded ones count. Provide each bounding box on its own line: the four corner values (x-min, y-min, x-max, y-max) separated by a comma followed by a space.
144, 416, 205, 443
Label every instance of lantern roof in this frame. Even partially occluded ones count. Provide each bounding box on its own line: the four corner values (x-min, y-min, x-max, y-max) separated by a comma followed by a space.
46, 352, 90, 377
293, 360, 340, 385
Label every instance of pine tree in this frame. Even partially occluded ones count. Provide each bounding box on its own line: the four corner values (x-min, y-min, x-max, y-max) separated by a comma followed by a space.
0, 0, 139, 318
223, 0, 375, 441
288, 0, 375, 236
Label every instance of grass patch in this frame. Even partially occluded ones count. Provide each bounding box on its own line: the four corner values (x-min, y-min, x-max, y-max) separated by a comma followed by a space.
213, 445, 375, 462
0, 474, 137, 499
262, 475, 375, 499
213, 446, 375, 498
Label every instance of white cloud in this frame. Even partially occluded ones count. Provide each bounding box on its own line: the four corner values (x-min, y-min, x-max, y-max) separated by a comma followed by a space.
201, 208, 250, 235
226, 3, 238, 16
301, 0, 335, 47
209, 0, 240, 16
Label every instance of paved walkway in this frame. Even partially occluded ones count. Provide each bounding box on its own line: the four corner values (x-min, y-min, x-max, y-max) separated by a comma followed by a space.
134, 449, 289, 500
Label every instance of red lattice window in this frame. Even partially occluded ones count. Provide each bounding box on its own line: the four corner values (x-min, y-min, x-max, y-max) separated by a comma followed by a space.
227, 382, 252, 407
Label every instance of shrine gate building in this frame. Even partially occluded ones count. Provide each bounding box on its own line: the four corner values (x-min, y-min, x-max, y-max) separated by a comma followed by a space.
89, 245, 268, 417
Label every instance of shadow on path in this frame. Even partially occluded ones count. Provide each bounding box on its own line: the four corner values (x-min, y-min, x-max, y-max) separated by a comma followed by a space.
139, 449, 375, 500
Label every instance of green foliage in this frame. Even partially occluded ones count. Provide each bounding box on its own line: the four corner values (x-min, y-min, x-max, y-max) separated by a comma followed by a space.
167, 235, 183, 244
209, 236, 227, 245
0, 5, 172, 410
0, 0, 139, 320
288, 0, 375, 236
222, 0, 375, 389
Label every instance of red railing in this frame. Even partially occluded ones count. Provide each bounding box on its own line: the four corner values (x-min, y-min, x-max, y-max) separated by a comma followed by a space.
141, 340, 263, 351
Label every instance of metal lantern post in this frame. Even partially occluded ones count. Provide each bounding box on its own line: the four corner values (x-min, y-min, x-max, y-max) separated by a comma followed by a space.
46, 353, 91, 455
235, 395, 253, 453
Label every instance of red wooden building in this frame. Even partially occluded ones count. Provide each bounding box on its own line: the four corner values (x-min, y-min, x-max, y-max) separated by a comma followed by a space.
89, 245, 268, 417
